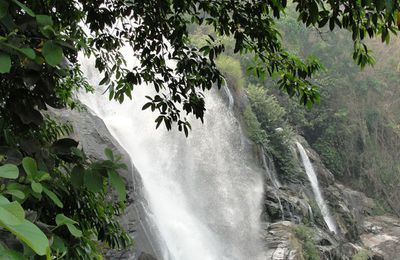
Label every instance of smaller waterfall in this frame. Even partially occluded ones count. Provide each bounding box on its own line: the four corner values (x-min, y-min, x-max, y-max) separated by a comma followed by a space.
296, 142, 338, 234
222, 79, 234, 110
308, 204, 314, 224
260, 147, 281, 189
260, 147, 284, 220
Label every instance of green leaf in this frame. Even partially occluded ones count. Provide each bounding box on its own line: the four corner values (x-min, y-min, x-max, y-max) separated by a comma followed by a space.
31, 181, 42, 194
18, 48, 35, 59
71, 147, 85, 159
0, 0, 8, 19
0, 43, 36, 59
55, 214, 82, 237
84, 170, 103, 193
51, 235, 66, 254
1, 219, 50, 256
42, 41, 63, 66
0, 194, 10, 205
36, 171, 50, 182
0, 201, 25, 226
11, 0, 35, 17
36, 15, 53, 26
70, 165, 84, 188
104, 148, 114, 161
0, 52, 11, 73
42, 186, 63, 208
0, 247, 25, 260
54, 40, 76, 50
65, 223, 82, 238
6, 183, 26, 197
108, 170, 126, 202
4, 189, 25, 200
0, 164, 19, 179
55, 214, 78, 226
22, 157, 37, 179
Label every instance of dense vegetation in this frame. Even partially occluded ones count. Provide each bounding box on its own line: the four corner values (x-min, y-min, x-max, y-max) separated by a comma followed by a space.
193, 8, 400, 216
278, 17, 400, 216
1, 0, 399, 258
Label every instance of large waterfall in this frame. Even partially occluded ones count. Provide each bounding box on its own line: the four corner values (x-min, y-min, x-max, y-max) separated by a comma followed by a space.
80, 57, 265, 259
296, 142, 337, 234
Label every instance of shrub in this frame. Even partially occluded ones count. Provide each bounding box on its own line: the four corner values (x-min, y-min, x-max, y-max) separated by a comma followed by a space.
293, 225, 320, 260
246, 85, 301, 177
246, 84, 286, 130
352, 249, 369, 260
216, 54, 246, 90
243, 107, 268, 144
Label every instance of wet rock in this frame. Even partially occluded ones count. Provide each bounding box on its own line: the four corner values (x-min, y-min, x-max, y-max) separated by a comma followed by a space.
138, 252, 158, 260
360, 216, 400, 259
264, 221, 303, 260
263, 136, 400, 260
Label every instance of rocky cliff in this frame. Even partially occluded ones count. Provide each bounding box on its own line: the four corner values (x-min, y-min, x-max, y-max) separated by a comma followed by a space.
260, 136, 400, 260
229, 85, 400, 260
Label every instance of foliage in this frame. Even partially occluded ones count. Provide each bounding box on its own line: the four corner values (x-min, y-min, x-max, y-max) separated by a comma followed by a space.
242, 107, 268, 144
0, 0, 399, 257
272, 8, 400, 215
293, 224, 320, 260
215, 55, 245, 90
247, 85, 286, 130
245, 85, 302, 177
2, 0, 394, 134
0, 0, 134, 258
352, 249, 369, 260
267, 128, 303, 178
0, 3, 131, 257
0, 144, 132, 258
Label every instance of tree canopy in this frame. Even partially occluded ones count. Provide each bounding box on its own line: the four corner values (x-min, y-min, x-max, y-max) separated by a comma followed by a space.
1, 0, 398, 134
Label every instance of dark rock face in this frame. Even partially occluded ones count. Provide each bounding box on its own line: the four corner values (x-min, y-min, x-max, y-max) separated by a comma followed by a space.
49, 106, 158, 260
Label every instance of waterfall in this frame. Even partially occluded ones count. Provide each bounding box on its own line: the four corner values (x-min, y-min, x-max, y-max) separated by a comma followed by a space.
308, 204, 314, 224
295, 142, 337, 234
222, 79, 234, 111
260, 147, 281, 189
260, 147, 284, 220
79, 57, 266, 259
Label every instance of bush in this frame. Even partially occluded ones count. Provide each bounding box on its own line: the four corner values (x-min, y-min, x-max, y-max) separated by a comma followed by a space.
243, 107, 268, 144
246, 85, 301, 177
246, 84, 286, 130
216, 54, 246, 90
352, 249, 369, 260
293, 225, 320, 260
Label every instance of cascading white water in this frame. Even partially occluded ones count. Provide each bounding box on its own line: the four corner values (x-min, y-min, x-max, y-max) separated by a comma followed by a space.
260, 147, 281, 189
308, 204, 314, 224
295, 142, 337, 234
260, 147, 284, 220
222, 80, 234, 111
79, 56, 265, 259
